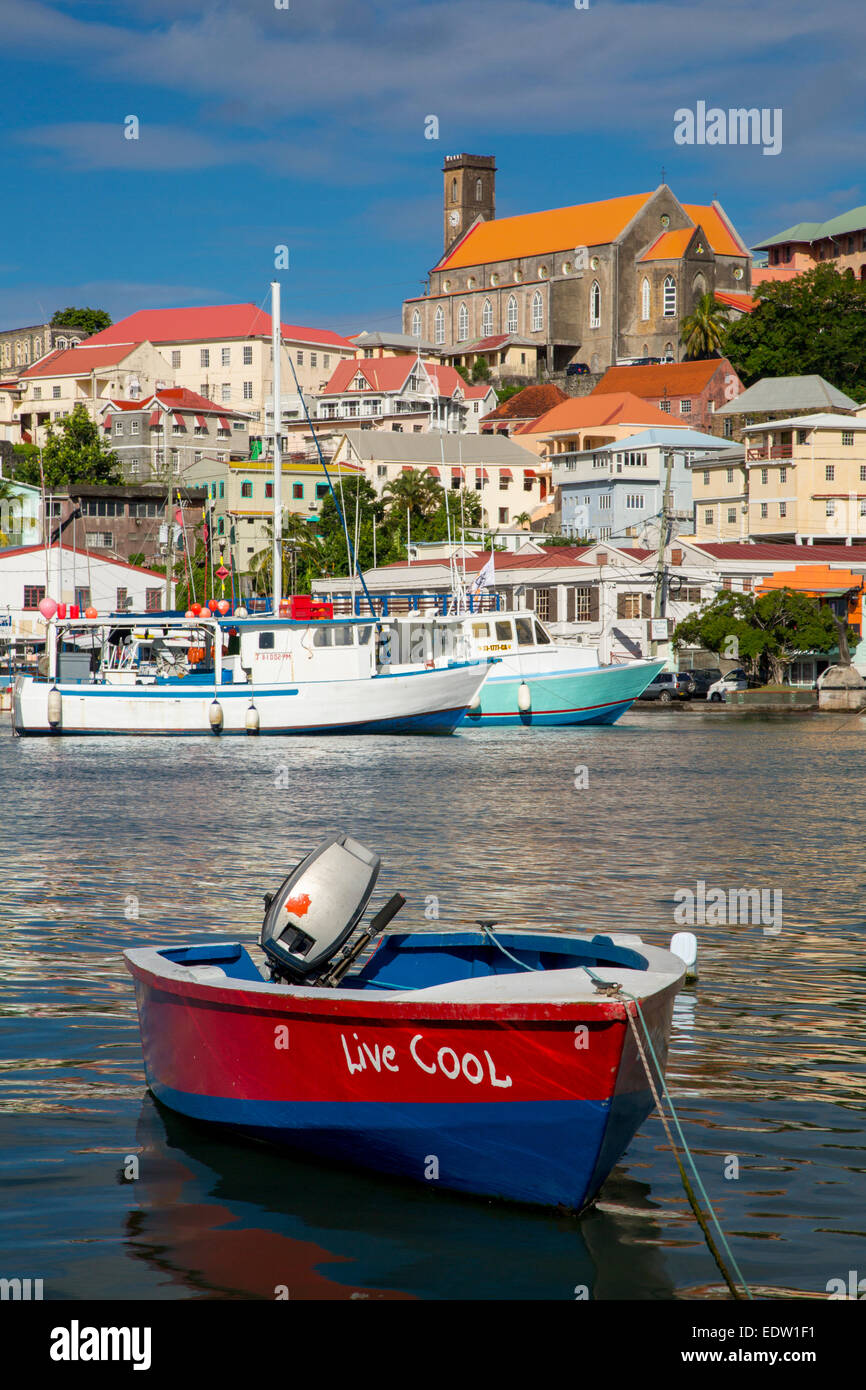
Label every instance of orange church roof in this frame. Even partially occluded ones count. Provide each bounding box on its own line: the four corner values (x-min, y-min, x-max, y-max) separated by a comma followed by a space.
437, 192, 654, 271
639, 228, 695, 261
681, 204, 745, 257
520, 391, 685, 436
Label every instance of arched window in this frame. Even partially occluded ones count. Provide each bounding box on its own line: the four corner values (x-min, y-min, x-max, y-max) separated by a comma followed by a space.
411, 309, 421, 339
434, 306, 445, 346
457, 303, 468, 341
531, 290, 543, 333
641, 277, 650, 320
33, 337, 42, 360
663, 276, 676, 316
451, 177, 458, 202
15, 340, 22, 365
692, 273, 706, 300
475, 178, 483, 202
506, 295, 518, 333
57, 337, 67, 350
664, 341, 674, 360
589, 281, 601, 328
481, 298, 493, 336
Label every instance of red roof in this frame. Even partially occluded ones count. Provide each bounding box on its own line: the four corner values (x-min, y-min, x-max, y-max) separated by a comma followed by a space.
321, 356, 465, 398
593, 360, 731, 399
483, 383, 568, 424
0, 542, 164, 577
714, 291, 755, 315
19, 343, 141, 378
521, 391, 689, 435
83, 304, 355, 351
694, 542, 866, 563
104, 387, 243, 416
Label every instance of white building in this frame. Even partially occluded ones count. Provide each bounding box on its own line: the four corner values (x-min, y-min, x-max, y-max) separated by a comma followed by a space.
0, 543, 167, 645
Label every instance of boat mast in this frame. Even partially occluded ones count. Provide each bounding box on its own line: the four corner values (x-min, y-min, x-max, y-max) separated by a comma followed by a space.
271, 280, 283, 612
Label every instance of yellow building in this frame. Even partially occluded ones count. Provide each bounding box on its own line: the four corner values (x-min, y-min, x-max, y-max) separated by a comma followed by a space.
693, 413, 866, 543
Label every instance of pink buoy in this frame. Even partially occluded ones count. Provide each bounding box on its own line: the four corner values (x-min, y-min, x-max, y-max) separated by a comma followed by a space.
217, 600, 230, 615
185, 609, 195, 619
38, 597, 58, 619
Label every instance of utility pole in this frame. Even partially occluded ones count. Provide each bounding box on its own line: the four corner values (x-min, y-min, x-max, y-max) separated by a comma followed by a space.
271, 280, 282, 611
163, 406, 174, 610
650, 449, 674, 659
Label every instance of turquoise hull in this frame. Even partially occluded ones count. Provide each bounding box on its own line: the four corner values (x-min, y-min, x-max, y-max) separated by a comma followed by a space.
462, 659, 665, 727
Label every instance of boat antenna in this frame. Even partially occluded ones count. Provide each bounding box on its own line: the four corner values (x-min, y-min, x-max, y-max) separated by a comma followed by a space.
271, 281, 283, 612
282, 341, 378, 621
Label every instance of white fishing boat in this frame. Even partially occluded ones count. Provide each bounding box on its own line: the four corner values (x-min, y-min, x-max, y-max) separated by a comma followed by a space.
11, 611, 492, 736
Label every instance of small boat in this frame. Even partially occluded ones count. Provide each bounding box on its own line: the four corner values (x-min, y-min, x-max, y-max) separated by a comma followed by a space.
125, 833, 688, 1210
12, 609, 492, 736
375, 609, 665, 727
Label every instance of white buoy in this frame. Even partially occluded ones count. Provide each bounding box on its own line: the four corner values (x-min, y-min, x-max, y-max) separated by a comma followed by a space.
468, 692, 481, 710
208, 699, 224, 733
517, 681, 532, 712
245, 703, 260, 734
47, 686, 62, 728
670, 931, 698, 982
234, 606, 249, 618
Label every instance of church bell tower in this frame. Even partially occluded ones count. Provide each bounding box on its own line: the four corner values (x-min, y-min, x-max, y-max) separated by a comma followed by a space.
443, 154, 496, 252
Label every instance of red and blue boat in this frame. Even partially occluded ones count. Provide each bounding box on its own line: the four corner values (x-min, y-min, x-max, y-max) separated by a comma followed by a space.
125, 834, 687, 1210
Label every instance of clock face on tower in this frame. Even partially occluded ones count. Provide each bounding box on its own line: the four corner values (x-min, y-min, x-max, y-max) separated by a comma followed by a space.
449, 210, 460, 227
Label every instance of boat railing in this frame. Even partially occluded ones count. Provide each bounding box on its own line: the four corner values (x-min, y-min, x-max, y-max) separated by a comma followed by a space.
321, 591, 502, 618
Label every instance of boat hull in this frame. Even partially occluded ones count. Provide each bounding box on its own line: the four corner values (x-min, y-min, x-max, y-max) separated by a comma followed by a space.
126, 948, 678, 1210
12, 661, 488, 737
463, 659, 665, 727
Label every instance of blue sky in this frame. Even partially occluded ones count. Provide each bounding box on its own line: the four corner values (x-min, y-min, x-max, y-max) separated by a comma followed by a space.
1, 0, 862, 337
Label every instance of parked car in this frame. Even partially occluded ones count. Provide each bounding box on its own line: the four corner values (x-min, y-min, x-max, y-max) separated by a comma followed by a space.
638, 671, 692, 704
679, 667, 722, 696
706, 669, 749, 701
566, 362, 591, 376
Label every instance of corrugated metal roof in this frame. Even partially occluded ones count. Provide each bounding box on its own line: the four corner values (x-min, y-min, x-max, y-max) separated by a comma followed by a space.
338, 430, 539, 466
717, 375, 859, 415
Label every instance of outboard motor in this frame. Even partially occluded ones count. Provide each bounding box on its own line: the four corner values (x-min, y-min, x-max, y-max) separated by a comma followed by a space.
261, 833, 405, 986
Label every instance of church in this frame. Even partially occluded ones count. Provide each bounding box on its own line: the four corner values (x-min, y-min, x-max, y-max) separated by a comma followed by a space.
403, 155, 752, 380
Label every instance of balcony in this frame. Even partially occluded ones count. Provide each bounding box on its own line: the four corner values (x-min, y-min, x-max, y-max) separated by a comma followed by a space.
746, 445, 793, 461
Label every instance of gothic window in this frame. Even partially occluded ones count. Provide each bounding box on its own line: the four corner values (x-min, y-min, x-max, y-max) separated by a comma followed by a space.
33, 338, 42, 360
434, 306, 445, 345
531, 291, 543, 333
641, 277, 650, 320
693, 273, 706, 299
506, 295, 518, 333
481, 298, 493, 336
457, 303, 468, 341
451, 177, 458, 202
475, 178, 483, 201
590, 281, 601, 328
411, 309, 421, 339
663, 275, 676, 316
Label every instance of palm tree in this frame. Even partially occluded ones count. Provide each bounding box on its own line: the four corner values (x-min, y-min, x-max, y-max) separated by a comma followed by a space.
680, 293, 730, 359
249, 510, 327, 595
514, 511, 531, 529
382, 468, 443, 521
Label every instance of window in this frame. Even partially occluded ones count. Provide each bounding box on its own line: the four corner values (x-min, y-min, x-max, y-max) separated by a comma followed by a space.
131, 500, 160, 517
128, 458, 139, 475
842, 431, 854, 446
498, 507, 509, 524
200, 384, 208, 397
861, 465, 866, 482
411, 310, 421, 339
243, 345, 253, 365
727, 507, 737, 523
200, 349, 210, 367
52, 385, 61, 399
220, 347, 230, 367
621, 593, 642, 619
323, 355, 330, 368
116, 587, 128, 611
779, 467, 786, 483
259, 632, 275, 650
145, 588, 162, 612
171, 351, 181, 368
265, 482, 273, 499
598, 494, 612, 510
659, 398, 671, 413
641, 278, 650, 320
219, 481, 224, 498
495, 620, 513, 642
724, 418, 733, 439
114, 420, 123, 436
451, 177, 458, 202
703, 470, 710, 485
481, 299, 493, 336
572, 588, 591, 621
534, 589, 550, 622
243, 381, 253, 399
761, 468, 769, 485
171, 451, 180, 474
377, 465, 387, 478
589, 281, 601, 328
316, 483, 328, 499
506, 296, 518, 333
23, 585, 45, 610
797, 429, 809, 444
663, 275, 676, 316
680, 399, 692, 414
293, 483, 303, 499
241, 481, 253, 498
457, 303, 468, 341
85, 532, 113, 547
33, 386, 42, 400
779, 502, 787, 517
297, 351, 304, 365
127, 419, 139, 436
434, 307, 445, 345
760, 503, 768, 518
704, 509, 714, 525
725, 467, 734, 483
625, 493, 645, 510
826, 465, 835, 481
217, 383, 229, 404
531, 291, 543, 332
826, 499, 835, 516
475, 177, 483, 201
310, 352, 317, 367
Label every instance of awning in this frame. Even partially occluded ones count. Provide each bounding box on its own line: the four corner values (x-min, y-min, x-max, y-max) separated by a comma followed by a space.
218, 416, 231, 430
524, 468, 536, 479
102, 417, 111, 430
427, 465, 440, 478
475, 468, 490, 482
173, 413, 186, 428
499, 468, 513, 479
401, 464, 414, 472
148, 410, 160, 427
450, 466, 464, 478
195, 414, 207, 428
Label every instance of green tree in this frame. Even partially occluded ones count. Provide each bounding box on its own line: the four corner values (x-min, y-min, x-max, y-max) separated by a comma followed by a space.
681, 293, 729, 359
454, 364, 471, 383
382, 468, 443, 523
249, 510, 329, 594
722, 264, 866, 398
495, 384, 523, 406
470, 357, 492, 383
13, 404, 123, 489
673, 588, 854, 684
51, 307, 112, 337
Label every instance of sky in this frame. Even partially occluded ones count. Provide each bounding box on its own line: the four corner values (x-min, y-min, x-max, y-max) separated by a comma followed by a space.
1, 0, 863, 338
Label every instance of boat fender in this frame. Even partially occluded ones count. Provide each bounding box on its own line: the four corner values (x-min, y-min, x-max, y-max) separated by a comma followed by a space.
245, 702, 260, 735
47, 686, 62, 728
670, 931, 698, 982
208, 699, 224, 733
468, 692, 482, 710
517, 681, 531, 712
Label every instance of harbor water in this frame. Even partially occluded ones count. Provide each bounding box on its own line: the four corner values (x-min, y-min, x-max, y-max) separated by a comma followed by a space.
1, 708, 864, 1300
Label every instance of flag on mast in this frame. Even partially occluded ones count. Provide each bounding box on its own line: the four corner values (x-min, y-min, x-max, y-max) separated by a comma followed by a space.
469, 553, 494, 595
